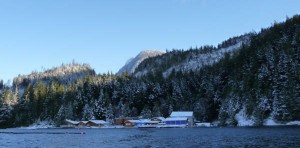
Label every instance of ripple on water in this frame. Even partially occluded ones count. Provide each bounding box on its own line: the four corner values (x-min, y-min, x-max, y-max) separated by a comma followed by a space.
0, 127, 300, 147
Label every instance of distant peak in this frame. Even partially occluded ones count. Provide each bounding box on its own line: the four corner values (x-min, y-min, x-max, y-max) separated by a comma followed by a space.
117, 49, 165, 75
139, 50, 165, 54
136, 50, 165, 58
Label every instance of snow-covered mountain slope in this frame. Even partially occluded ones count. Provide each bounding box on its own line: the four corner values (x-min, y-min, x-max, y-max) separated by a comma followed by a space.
134, 34, 252, 77
162, 35, 251, 77
117, 50, 165, 75
13, 63, 95, 87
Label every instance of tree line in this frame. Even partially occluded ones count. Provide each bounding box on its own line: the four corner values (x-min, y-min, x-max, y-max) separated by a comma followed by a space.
1, 15, 300, 128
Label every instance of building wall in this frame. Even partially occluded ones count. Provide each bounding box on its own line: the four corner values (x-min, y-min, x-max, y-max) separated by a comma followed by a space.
188, 117, 194, 127
86, 122, 104, 127
166, 120, 187, 125
124, 122, 135, 127
115, 118, 125, 125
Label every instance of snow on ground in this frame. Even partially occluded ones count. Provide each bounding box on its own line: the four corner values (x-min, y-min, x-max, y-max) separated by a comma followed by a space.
163, 42, 245, 77
19, 120, 55, 129
101, 125, 125, 128
263, 118, 300, 126
286, 121, 300, 125
235, 108, 255, 126
263, 118, 284, 126
195, 123, 211, 127
235, 111, 300, 127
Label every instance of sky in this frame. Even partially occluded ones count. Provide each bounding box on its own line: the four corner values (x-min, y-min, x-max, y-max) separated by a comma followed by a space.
0, 0, 299, 83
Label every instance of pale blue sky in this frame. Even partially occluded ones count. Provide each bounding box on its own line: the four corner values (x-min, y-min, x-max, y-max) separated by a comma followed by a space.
0, 0, 299, 82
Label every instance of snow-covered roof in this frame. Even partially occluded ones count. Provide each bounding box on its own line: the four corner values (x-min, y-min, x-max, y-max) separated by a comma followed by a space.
80, 121, 89, 124
88, 120, 107, 124
170, 111, 193, 117
139, 119, 151, 122
127, 119, 159, 124
165, 117, 188, 121
66, 119, 80, 125
127, 120, 141, 123
151, 117, 166, 121
196, 123, 211, 127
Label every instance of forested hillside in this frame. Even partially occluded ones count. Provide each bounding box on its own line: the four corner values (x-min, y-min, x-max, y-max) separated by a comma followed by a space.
1, 15, 300, 128
135, 33, 252, 77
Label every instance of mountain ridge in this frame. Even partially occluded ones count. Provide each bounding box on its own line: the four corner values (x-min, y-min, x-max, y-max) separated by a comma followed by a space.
13, 63, 95, 87
134, 33, 253, 77
117, 50, 165, 75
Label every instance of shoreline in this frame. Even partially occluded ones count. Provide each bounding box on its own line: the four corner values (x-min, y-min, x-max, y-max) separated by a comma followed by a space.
4, 124, 298, 130
1, 120, 299, 130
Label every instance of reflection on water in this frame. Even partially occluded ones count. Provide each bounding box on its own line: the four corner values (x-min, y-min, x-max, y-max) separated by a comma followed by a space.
0, 127, 300, 147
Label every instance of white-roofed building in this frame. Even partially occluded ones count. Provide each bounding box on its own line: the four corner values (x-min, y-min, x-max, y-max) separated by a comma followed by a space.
151, 117, 166, 122
124, 119, 160, 127
169, 111, 194, 127
170, 112, 193, 117
65, 119, 80, 127
165, 117, 188, 127
87, 120, 108, 127
79, 121, 88, 126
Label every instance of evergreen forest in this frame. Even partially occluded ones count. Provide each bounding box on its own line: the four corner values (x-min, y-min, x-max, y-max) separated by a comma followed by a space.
1, 15, 300, 128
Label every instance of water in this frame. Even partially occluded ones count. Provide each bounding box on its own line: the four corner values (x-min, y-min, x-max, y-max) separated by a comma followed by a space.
0, 127, 300, 148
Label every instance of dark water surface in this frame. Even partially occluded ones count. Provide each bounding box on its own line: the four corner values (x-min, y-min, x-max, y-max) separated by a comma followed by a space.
0, 127, 299, 147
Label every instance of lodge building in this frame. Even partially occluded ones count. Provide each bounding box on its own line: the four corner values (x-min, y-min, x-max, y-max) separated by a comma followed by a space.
63, 111, 194, 128
165, 111, 194, 127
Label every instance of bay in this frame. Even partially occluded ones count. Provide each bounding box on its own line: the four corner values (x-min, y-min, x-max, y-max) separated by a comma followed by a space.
0, 127, 299, 147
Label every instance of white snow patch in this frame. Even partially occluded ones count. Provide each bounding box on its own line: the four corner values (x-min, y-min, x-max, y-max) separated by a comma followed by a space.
195, 123, 211, 127
101, 125, 125, 128
19, 120, 55, 129
163, 41, 245, 77
286, 121, 300, 126
135, 70, 148, 77
263, 118, 284, 126
235, 108, 255, 126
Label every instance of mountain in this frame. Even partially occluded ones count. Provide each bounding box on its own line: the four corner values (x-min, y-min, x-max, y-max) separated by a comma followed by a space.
128, 15, 300, 126
117, 50, 165, 75
13, 63, 95, 87
135, 34, 252, 77
12, 63, 95, 98
1, 15, 300, 128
